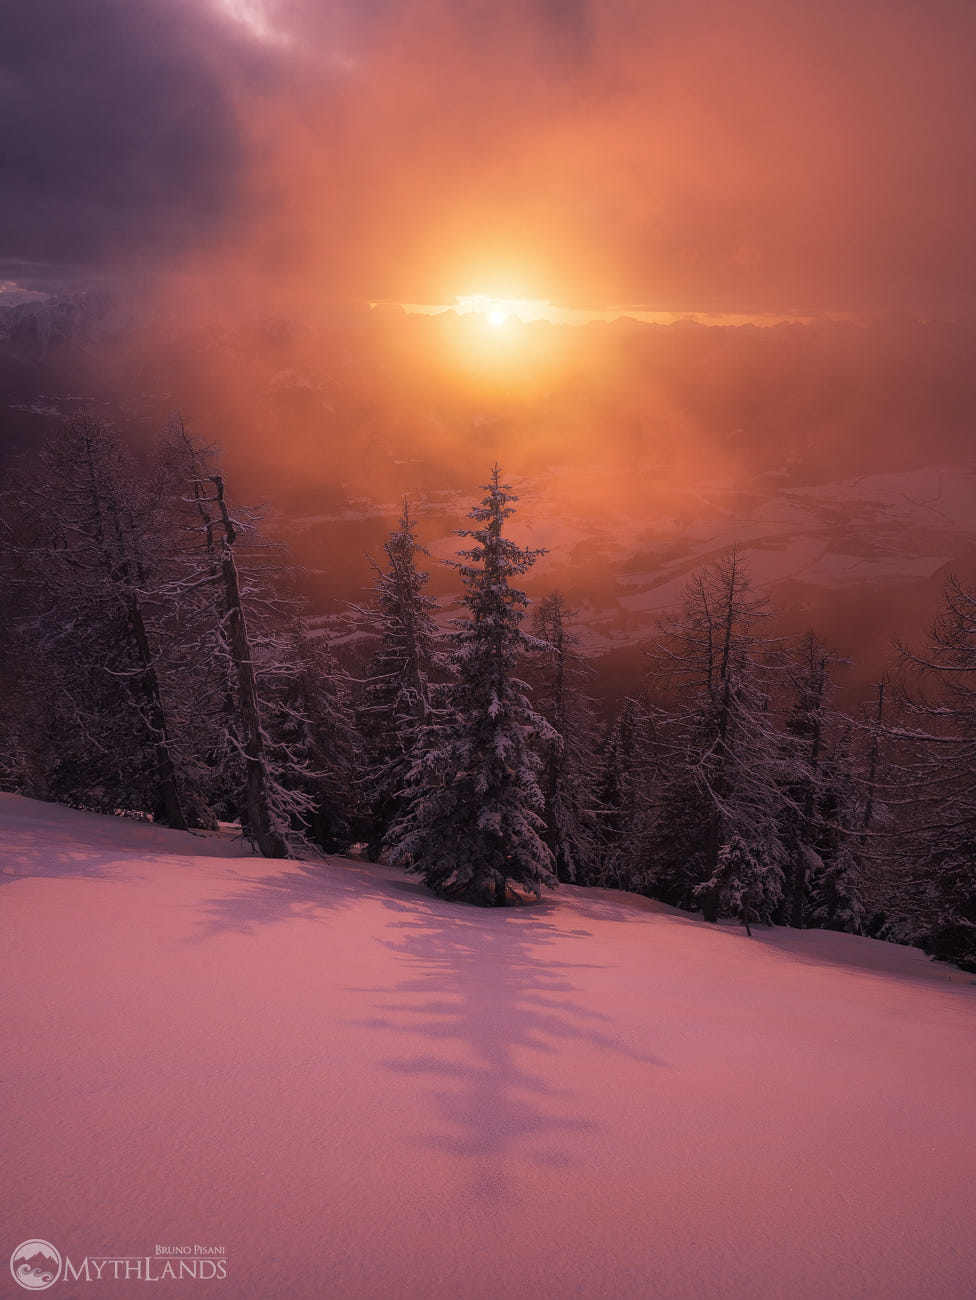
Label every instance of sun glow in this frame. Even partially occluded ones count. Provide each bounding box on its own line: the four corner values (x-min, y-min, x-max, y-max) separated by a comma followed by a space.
455, 294, 549, 324
380, 297, 834, 331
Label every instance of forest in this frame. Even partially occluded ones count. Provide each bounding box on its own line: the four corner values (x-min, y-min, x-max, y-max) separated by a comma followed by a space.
1, 415, 974, 972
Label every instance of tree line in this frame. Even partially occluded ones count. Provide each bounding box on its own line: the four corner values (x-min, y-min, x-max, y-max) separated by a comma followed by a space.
1, 416, 974, 970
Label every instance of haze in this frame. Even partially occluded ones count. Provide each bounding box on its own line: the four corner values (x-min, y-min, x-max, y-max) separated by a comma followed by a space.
2, 0, 976, 699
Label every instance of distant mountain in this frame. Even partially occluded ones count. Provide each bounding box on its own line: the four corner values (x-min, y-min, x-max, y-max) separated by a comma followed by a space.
0, 290, 119, 349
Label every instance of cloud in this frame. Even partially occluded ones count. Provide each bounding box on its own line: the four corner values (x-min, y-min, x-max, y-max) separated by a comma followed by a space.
3, 0, 976, 314
0, 0, 254, 272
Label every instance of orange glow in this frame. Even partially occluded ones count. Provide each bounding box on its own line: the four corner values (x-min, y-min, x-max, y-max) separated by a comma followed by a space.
46, 0, 973, 529
5, 0, 975, 725
454, 296, 547, 324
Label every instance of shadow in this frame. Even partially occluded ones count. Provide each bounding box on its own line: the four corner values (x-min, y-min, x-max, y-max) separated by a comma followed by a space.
188, 854, 671, 1200
564, 883, 697, 925
0, 794, 254, 887
192, 858, 397, 935
748, 924, 965, 986
345, 893, 669, 1202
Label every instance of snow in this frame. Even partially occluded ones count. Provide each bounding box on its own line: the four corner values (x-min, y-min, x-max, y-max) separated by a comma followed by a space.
2, 793, 975, 1299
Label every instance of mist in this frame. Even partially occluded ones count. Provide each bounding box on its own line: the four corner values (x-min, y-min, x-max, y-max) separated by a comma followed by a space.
3, 0, 976, 704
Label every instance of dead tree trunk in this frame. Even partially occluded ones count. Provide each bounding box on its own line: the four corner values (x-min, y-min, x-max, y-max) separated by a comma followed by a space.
126, 595, 187, 829
82, 417, 188, 830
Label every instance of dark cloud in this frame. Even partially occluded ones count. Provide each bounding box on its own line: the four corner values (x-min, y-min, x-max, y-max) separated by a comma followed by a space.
0, 0, 254, 271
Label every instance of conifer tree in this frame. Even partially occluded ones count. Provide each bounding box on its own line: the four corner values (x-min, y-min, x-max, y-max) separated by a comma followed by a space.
386, 467, 557, 905
807, 843, 866, 933
798, 728, 869, 932
356, 502, 443, 859
266, 618, 359, 854
694, 834, 778, 935
529, 591, 601, 883
595, 696, 655, 890
884, 573, 976, 967
778, 631, 865, 928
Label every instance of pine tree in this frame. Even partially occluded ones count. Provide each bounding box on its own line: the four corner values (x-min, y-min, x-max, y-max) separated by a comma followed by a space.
884, 573, 976, 968
356, 502, 443, 859
778, 631, 865, 928
594, 696, 655, 890
386, 467, 557, 905
798, 727, 869, 933
266, 618, 360, 854
694, 834, 780, 935
529, 591, 602, 883
808, 842, 866, 932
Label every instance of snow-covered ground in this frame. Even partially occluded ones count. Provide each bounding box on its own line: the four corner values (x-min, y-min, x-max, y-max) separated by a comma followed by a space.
2, 793, 974, 1299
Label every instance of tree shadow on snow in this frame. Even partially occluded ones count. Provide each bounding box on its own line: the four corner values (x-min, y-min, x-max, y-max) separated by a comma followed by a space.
192, 858, 408, 936
0, 826, 145, 886
0, 796, 254, 888
189, 857, 671, 1203
346, 893, 670, 1204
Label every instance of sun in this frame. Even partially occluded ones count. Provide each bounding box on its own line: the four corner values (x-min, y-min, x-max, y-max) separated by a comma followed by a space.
456, 294, 544, 325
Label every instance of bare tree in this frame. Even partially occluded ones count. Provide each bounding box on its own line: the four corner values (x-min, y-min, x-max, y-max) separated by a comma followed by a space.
1, 415, 188, 825
645, 550, 792, 925
164, 427, 316, 857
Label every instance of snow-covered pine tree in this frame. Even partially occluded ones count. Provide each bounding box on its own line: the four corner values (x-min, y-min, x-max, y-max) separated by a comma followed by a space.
882, 573, 976, 968
807, 842, 867, 933
529, 591, 602, 883
778, 631, 858, 927
386, 467, 557, 905
355, 501, 443, 860
796, 726, 869, 933
265, 617, 360, 854
694, 834, 778, 935
645, 550, 789, 922
595, 696, 655, 890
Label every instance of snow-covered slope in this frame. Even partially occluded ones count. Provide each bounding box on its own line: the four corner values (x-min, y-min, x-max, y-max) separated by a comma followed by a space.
2, 794, 974, 1299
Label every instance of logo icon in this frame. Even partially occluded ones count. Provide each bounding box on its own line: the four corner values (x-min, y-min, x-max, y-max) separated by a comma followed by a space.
10, 1240, 61, 1291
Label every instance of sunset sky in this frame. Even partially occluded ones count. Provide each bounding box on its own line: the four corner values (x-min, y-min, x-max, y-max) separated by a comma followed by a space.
4, 0, 976, 705
3, 0, 975, 319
